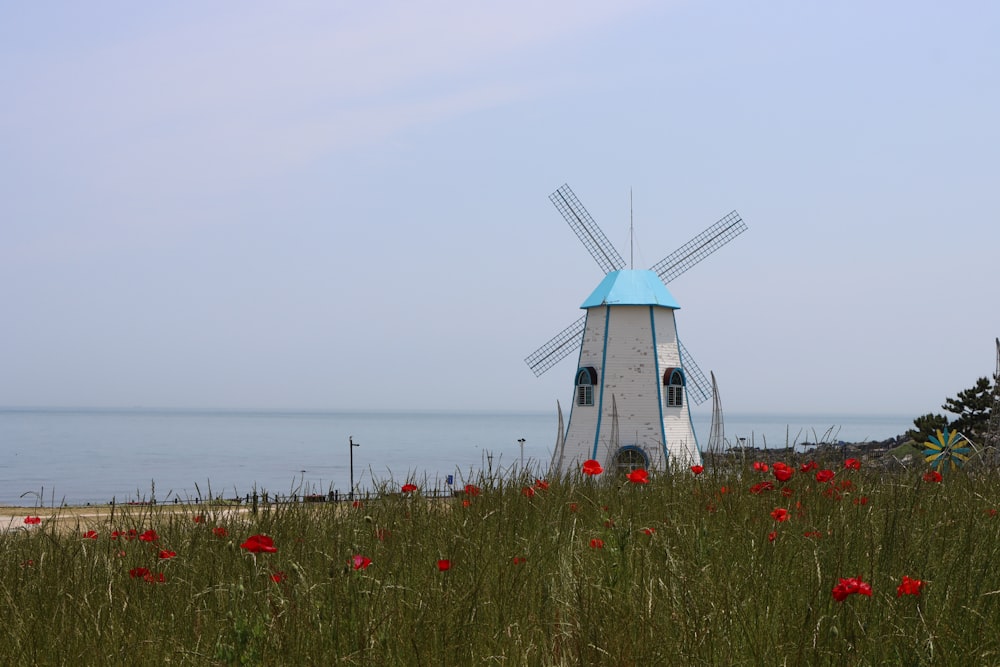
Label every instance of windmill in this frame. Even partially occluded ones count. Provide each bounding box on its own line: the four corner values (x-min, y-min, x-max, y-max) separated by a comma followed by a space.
526, 184, 747, 475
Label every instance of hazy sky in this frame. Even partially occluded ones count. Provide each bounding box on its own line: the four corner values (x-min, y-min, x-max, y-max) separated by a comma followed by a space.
2, 2, 998, 419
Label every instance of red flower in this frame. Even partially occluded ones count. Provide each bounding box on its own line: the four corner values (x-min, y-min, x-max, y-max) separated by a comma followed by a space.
82, 530, 98, 539
464, 484, 481, 496
24, 516, 41, 525
690, 465, 704, 475
750, 481, 775, 494
568, 503, 579, 512
582, 459, 603, 476
138, 530, 159, 543
781, 487, 794, 497
589, 538, 604, 549
462, 498, 471, 507
986, 509, 999, 517
770, 507, 790, 522
800, 461, 818, 472
512, 557, 527, 565
773, 466, 793, 482
352, 500, 363, 509
803, 531, 823, 539
832, 576, 872, 601
437, 559, 451, 571
844, 458, 861, 470
535, 479, 550, 490
768, 531, 777, 542
158, 550, 176, 559
193, 515, 205, 523
815, 470, 835, 484
522, 486, 536, 498
129, 567, 151, 579
212, 527, 228, 538
143, 571, 165, 584
642, 527, 656, 536
270, 571, 287, 583
853, 496, 869, 506
896, 575, 924, 597
923, 470, 943, 483
351, 554, 372, 570
753, 461, 769, 472
626, 468, 649, 485
839, 479, 854, 490
241, 534, 277, 553
401, 483, 418, 493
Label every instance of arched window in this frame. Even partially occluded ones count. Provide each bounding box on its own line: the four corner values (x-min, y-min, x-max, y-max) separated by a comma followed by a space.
613, 446, 648, 474
663, 367, 685, 408
576, 367, 597, 406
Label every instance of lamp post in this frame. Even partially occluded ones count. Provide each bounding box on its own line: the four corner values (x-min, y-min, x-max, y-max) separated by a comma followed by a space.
517, 438, 526, 469
349, 436, 360, 500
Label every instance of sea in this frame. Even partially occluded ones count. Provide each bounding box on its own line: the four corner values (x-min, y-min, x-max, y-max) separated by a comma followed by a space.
0, 408, 913, 507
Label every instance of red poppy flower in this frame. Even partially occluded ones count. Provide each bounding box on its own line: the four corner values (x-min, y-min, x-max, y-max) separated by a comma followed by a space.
753, 461, 769, 473
768, 531, 777, 542
770, 508, 789, 522
803, 531, 823, 539
690, 465, 704, 475
844, 458, 861, 470
773, 466, 793, 482
839, 479, 854, 490
351, 554, 372, 570
129, 567, 151, 579
589, 538, 604, 549
815, 470, 835, 483
401, 483, 418, 493
582, 459, 603, 476
832, 576, 872, 601
437, 559, 451, 571
82, 530, 98, 539
522, 486, 536, 498
896, 575, 924, 597
923, 470, 943, 483
212, 526, 228, 538
464, 484, 481, 496
750, 481, 775, 494
462, 498, 471, 507
24, 516, 41, 525
270, 571, 287, 583
143, 572, 165, 584
781, 487, 794, 497
138, 530, 159, 543
626, 469, 649, 485
240, 534, 277, 553
352, 500, 363, 509
853, 496, 869, 506
800, 461, 818, 472
193, 515, 205, 523
986, 509, 999, 517
535, 479, 549, 490
512, 557, 527, 565
643, 527, 656, 536
158, 549, 176, 559
569, 502, 579, 512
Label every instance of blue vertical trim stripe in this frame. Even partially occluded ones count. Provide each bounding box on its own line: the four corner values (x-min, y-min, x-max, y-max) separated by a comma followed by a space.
592, 306, 611, 459
649, 307, 670, 463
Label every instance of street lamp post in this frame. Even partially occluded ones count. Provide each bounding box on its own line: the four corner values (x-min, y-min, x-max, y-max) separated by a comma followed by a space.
517, 438, 526, 469
349, 436, 360, 500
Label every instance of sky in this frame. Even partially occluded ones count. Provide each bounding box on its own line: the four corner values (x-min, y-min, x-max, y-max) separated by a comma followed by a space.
2, 1, 998, 420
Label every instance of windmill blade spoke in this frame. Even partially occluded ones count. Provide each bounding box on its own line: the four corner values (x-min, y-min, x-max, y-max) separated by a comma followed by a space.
651, 211, 747, 284
524, 315, 586, 377
678, 339, 712, 404
550, 184, 626, 275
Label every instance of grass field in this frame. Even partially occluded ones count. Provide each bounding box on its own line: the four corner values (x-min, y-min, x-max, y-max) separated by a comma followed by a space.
3, 457, 1000, 665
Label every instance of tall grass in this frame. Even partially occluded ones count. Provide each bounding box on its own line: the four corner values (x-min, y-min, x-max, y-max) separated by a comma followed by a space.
3, 460, 1000, 665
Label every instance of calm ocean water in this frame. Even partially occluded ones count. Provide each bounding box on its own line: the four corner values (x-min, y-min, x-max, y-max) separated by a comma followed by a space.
0, 408, 912, 506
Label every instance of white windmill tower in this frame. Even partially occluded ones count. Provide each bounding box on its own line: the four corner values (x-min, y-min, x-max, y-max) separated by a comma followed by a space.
525, 184, 747, 475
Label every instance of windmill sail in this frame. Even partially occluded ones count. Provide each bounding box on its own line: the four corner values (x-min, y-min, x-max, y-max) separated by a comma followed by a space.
706, 371, 725, 455
525, 185, 747, 378
551, 400, 566, 472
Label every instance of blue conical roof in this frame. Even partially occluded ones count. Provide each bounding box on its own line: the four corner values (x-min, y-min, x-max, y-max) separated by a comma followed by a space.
580, 270, 680, 309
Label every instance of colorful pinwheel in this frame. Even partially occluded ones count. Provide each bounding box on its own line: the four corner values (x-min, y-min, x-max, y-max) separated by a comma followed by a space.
923, 428, 972, 472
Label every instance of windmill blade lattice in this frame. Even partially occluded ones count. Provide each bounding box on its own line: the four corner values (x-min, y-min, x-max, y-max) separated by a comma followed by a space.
525, 315, 587, 377
678, 338, 712, 404
550, 184, 626, 275
651, 211, 747, 285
